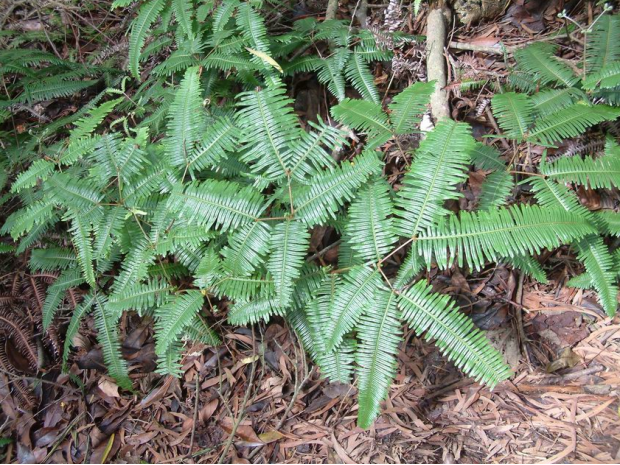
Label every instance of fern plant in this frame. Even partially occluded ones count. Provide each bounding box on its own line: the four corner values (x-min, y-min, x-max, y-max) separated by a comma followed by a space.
487, 12, 620, 316
2, 2, 618, 431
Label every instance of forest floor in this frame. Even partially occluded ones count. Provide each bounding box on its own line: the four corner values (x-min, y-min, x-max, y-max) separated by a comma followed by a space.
1, 0, 620, 463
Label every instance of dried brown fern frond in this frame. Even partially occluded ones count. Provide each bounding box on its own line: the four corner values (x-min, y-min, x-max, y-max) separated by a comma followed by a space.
0, 309, 39, 371
0, 343, 36, 410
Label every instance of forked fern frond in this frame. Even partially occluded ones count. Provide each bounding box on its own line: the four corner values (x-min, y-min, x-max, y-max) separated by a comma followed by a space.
221, 222, 272, 276
165, 67, 205, 169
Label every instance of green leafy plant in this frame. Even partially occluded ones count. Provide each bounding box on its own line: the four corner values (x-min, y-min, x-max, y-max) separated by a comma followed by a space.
488, 12, 620, 316
2, 1, 619, 430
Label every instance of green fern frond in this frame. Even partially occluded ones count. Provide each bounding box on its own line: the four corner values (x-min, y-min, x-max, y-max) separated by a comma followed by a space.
47, 173, 103, 210
325, 265, 383, 351
165, 66, 205, 169
155, 339, 185, 377
501, 255, 548, 283
172, 0, 195, 40
285, 119, 343, 180
514, 43, 579, 88
528, 104, 620, 146
184, 117, 238, 173
531, 88, 587, 117
108, 279, 174, 315
478, 170, 512, 211
353, 45, 392, 63
596, 211, 620, 237
202, 54, 256, 72
541, 153, 620, 189
11, 159, 55, 193
586, 14, 620, 73
469, 143, 505, 171
388, 81, 434, 135
345, 178, 397, 262
417, 205, 597, 271
291, 263, 329, 310
236, 2, 269, 52
236, 85, 301, 179
267, 220, 310, 307
584, 62, 620, 90
227, 298, 284, 325
184, 315, 221, 346
393, 120, 474, 237
317, 337, 356, 384
221, 221, 272, 276
213, 274, 276, 302
345, 53, 379, 103
93, 207, 126, 259
212, 0, 239, 33
282, 56, 322, 75
129, 0, 166, 79
70, 97, 124, 141
42, 268, 84, 329
575, 236, 618, 316
331, 99, 392, 149
492, 92, 534, 140
29, 247, 76, 271
167, 180, 267, 232
317, 49, 349, 102
566, 272, 595, 290
4, 198, 55, 239
356, 290, 401, 428
294, 150, 382, 226
94, 294, 132, 390
528, 176, 593, 220
62, 292, 95, 366
398, 280, 512, 387
154, 290, 204, 360
152, 50, 200, 76
68, 213, 96, 286
24, 79, 97, 103
393, 249, 424, 289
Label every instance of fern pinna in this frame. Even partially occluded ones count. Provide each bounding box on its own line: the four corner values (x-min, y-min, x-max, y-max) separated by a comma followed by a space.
2, 2, 620, 429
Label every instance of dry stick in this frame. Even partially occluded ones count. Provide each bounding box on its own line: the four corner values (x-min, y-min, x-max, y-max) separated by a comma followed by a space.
217, 336, 258, 463
426, 4, 451, 122
325, 0, 339, 20
188, 374, 200, 456
485, 106, 511, 151
514, 273, 532, 368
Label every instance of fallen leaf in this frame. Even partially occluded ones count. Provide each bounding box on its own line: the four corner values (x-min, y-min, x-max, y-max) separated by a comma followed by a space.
98, 379, 120, 398
258, 430, 284, 444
